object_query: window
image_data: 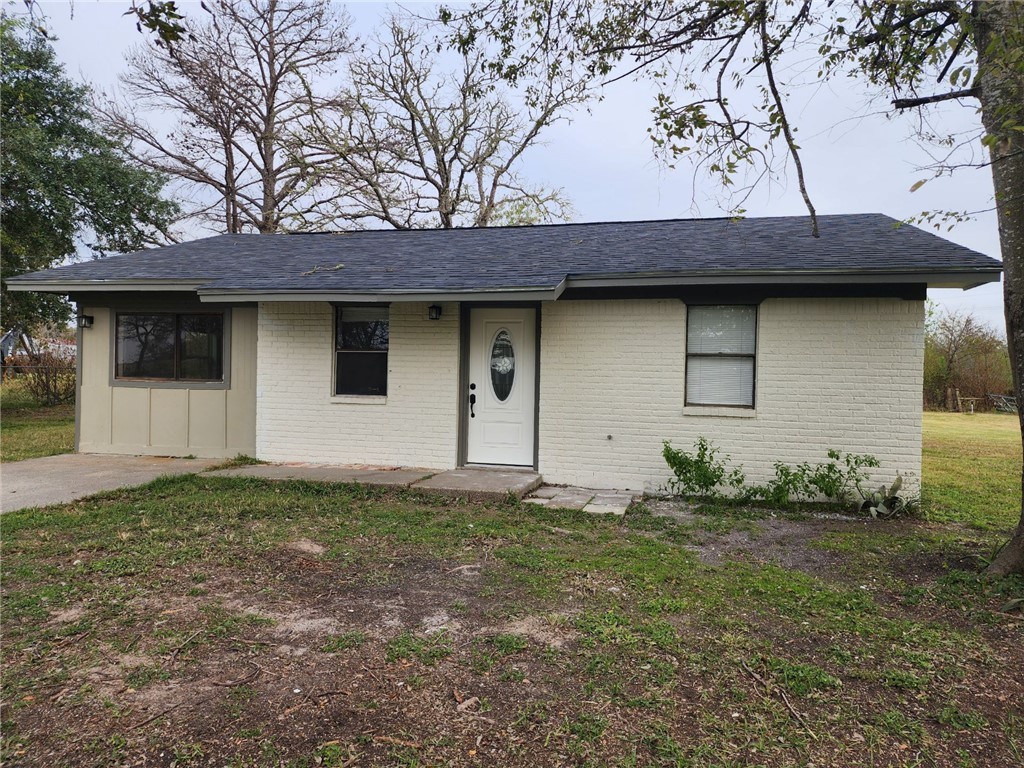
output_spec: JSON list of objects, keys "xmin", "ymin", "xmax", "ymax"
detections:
[
  {"xmin": 490, "ymin": 329, "xmax": 515, "ymax": 401},
  {"xmin": 685, "ymin": 305, "xmax": 756, "ymax": 407},
  {"xmin": 116, "ymin": 313, "xmax": 224, "ymax": 381},
  {"xmin": 335, "ymin": 306, "xmax": 389, "ymax": 396}
]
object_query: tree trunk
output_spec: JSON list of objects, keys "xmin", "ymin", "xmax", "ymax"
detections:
[{"xmin": 976, "ymin": 1, "xmax": 1024, "ymax": 577}]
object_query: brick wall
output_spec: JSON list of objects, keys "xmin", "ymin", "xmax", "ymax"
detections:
[
  {"xmin": 256, "ymin": 301, "xmax": 459, "ymax": 467},
  {"xmin": 256, "ymin": 297, "xmax": 924, "ymax": 492},
  {"xmin": 537, "ymin": 298, "xmax": 924, "ymax": 491}
]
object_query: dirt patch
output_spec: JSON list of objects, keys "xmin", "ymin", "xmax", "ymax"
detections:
[
  {"xmin": 4, "ymin": 495, "xmax": 1021, "ymax": 768},
  {"xmin": 647, "ymin": 498, "xmax": 990, "ymax": 584},
  {"xmin": 48, "ymin": 606, "xmax": 86, "ymax": 624},
  {"xmin": 476, "ymin": 614, "xmax": 578, "ymax": 648},
  {"xmin": 282, "ymin": 537, "xmax": 326, "ymax": 555}
]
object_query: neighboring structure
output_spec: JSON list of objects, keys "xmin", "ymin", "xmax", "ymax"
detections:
[{"xmin": 8, "ymin": 215, "xmax": 1002, "ymax": 490}]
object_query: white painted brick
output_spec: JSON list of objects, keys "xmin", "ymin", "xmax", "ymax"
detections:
[
  {"xmin": 537, "ymin": 298, "xmax": 924, "ymax": 492},
  {"xmin": 256, "ymin": 302, "xmax": 459, "ymax": 468},
  {"xmin": 255, "ymin": 297, "xmax": 924, "ymax": 493}
]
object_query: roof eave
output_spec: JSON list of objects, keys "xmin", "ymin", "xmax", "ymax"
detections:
[
  {"xmin": 196, "ymin": 280, "xmax": 569, "ymax": 304},
  {"xmin": 565, "ymin": 268, "xmax": 1002, "ymax": 291},
  {"xmin": 5, "ymin": 279, "xmax": 205, "ymax": 293},
  {"xmin": 7, "ymin": 266, "xmax": 1000, "ymax": 297}
]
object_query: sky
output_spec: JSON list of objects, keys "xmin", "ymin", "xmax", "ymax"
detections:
[{"xmin": 26, "ymin": 0, "xmax": 1007, "ymax": 334}]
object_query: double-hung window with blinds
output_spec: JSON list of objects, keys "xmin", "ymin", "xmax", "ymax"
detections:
[{"xmin": 685, "ymin": 305, "xmax": 757, "ymax": 407}]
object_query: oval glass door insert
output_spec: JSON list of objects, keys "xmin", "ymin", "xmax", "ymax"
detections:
[{"xmin": 490, "ymin": 329, "xmax": 515, "ymax": 401}]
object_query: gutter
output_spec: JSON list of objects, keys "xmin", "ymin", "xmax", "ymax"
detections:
[
  {"xmin": 5, "ymin": 266, "xmax": 999, "ymax": 297},
  {"xmin": 194, "ymin": 277, "xmax": 570, "ymax": 304},
  {"xmin": 6, "ymin": 279, "xmax": 205, "ymax": 292},
  {"xmin": 563, "ymin": 268, "xmax": 1002, "ymax": 291}
]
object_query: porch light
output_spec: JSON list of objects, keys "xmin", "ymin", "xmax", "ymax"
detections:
[
  {"xmin": 427, "ymin": 305, "xmax": 442, "ymax": 320},
  {"xmin": 77, "ymin": 314, "xmax": 94, "ymax": 329}
]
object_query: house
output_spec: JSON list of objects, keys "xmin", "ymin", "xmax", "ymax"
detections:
[{"xmin": 8, "ymin": 214, "xmax": 1002, "ymax": 491}]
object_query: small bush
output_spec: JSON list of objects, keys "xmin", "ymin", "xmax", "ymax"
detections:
[
  {"xmin": 662, "ymin": 437, "xmax": 744, "ymax": 498},
  {"xmin": 662, "ymin": 436, "xmax": 894, "ymax": 512},
  {"xmin": 744, "ymin": 461, "xmax": 814, "ymax": 506},
  {"xmin": 809, "ymin": 449, "xmax": 879, "ymax": 503},
  {"xmin": 21, "ymin": 351, "xmax": 76, "ymax": 406}
]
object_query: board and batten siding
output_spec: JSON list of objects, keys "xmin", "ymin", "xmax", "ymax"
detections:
[
  {"xmin": 255, "ymin": 301, "xmax": 460, "ymax": 467},
  {"xmin": 537, "ymin": 298, "xmax": 925, "ymax": 491},
  {"xmin": 77, "ymin": 305, "xmax": 257, "ymax": 458}
]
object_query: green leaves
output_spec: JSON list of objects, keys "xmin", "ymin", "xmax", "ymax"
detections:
[{"xmin": 0, "ymin": 20, "xmax": 176, "ymax": 330}]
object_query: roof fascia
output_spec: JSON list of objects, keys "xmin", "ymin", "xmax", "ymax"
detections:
[
  {"xmin": 566, "ymin": 269, "xmax": 1002, "ymax": 290},
  {"xmin": 6, "ymin": 279, "xmax": 205, "ymax": 293},
  {"xmin": 197, "ymin": 280, "xmax": 568, "ymax": 304}
]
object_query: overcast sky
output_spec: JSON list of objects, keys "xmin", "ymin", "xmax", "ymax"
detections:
[{"xmin": 30, "ymin": 0, "xmax": 1006, "ymax": 333}]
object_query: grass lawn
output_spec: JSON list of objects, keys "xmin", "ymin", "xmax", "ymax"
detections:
[
  {"xmin": 922, "ymin": 411, "xmax": 1021, "ymax": 531},
  {"xmin": 0, "ymin": 379, "xmax": 74, "ymax": 463},
  {"xmin": 1, "ymin": 417, "xmax": 1023, "ymax": 766}
]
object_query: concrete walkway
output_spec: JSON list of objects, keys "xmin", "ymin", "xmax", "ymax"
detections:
[
  {"xmin": 207, "ymin": 463, "xmax": 542, "ymax": 501},
  {"xmin": 524, "ymin": 486, "xmax": 638, "ymax": 516},
  {"xmin": 1, "ymin": 454, "xmax": 222, "ymax": 513},
  {"xmin": 1, "ymin": 454, "xmax": 634, "ymax": 515}
]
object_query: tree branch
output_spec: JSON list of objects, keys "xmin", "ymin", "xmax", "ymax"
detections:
[{"xmin": 892, "ymin": 87, "xmax": 981, "ymax": 109}]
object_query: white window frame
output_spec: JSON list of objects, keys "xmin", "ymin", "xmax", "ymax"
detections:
[{"xmin": 684, "ymin": 304, "xmax": 758, "ymax": 409}]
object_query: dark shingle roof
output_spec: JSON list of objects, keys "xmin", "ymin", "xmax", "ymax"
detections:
[{"xmin": 9, "ymin": 214, "xmax": 1002, "ymax": 295}]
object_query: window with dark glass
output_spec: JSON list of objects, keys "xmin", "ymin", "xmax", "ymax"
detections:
[
  {"xmin": 335, "ymin": 306, "xmax": 389, "ymax": 396},
  {"xmin": 115, "ymin": 313, "xmax": 224, "ymax": 382},
  {"xmin": 685, "ymin": 305, "xmax": 756, "ymax": 407}
]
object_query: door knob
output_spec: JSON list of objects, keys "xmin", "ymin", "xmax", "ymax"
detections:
[{"xmin": 469, "ymin": 392, "xmax": 476, "ymax": 418}]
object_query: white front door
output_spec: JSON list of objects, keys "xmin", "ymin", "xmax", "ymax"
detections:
[{"xmin": 466, "ymin": 307, "xmax": 537, "ymax": 466}]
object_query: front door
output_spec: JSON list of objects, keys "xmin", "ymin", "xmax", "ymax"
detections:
[{"xmin": 466, "ymin": 307, "xmax": 537, "ymax": 466}]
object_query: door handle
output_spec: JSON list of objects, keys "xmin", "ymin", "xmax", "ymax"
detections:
[{"xmin": 469, "ymin": 392, "xmax": 476, "ymax": 418}]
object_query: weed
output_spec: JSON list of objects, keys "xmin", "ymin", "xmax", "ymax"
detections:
[
  {"xmin": 567, "ymin": 712, "xmax": 608, "ymax": 742},
  {"xmin": 640, "ymin": 723, "xmax": 688, "ymax": 763},
  {"xmin": 386, "ymin": 632, "xmax": 452, "ymax": 666},
  {"xmin": 322, "ymin": 631, "xmax": 368, "ymax": 653},
  {"xmin": 314, "ymin": 742, "xmax": 355, "ymax": 767},
  {"xmin": 490, "ymin": 633, "xmax": 529, "ymax": 655},
  {"xmin": 512, "ymin": 701, "xmax": 549, "ymax": 726},
  {"xmin": 762, "ymin": 656, "xmax": 842, "ymax": 696},
  {"xmin": 879, "ymin": 669, "xmax": 926, "ymax": 690},
  {"xmin": 499, "ymin": 665, "xmax": 526, "ymax": 682},
  {"xmin": 124, "ymin": 665, "xmax": 169, "ymax": 689},
  {"xmin": 171, "ymin": 742, "xmax": 205, "ymax": 766},
  {"xmin": 871, "ymin": 709, "xmax": 926, "ymax": 746},
  {"xmin": 936, "ymin": 705, "xmax": 988, "ymax": 730}
]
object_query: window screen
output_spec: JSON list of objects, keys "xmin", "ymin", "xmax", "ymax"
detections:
[{"xmin": 685, "ymin": 305, "xmax": 756, "ymax": 407}]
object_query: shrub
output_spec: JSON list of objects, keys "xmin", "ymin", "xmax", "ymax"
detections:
[
  {"xmin": 662, "ymin": 437, "xmax": 744, "ymax": 498},
  {"xmin": 662, "ymin": 437, "xmax": 895, "ymax": 513},
  {"xmin": 806, "ymin": 449, "xmax": 879, "ymax": 503},
  {"xmin": 743, "ymin": 461, "xmax": 817, "ymax": 505},
  {"xmin": 22, "ymin": 351, "xmax": 76, "ymax": 406}
]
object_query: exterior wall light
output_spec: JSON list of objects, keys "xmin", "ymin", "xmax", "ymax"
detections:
[
  {"xmin": 427, "ymin": 305, "xmax": 442, "ymax": 321},
  {"xmin": 77, "ymin": 315, "xmax": 94, "ymax": 329}
]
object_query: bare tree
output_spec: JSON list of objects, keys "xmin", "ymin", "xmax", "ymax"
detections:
[
  {"xmin": 924, "ymin": 306, "xmax": 1012, "ymax": 410},
  {"xmin": 96, "ymin": 0, "xmax": 351, "ymax": 234},
  {"xmin": 305, "ymin": 16, "xmax": 582, "ymax": 230}
]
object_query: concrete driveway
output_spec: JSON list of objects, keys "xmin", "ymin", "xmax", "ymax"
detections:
[{"xmin": 1, "ymin": 454, "xmax": 221, "ymax": 513}]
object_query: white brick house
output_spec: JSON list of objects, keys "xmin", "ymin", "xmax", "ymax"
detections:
[{"xmin": 10, "ymin": 215, "xmax": 1001, "ymax": 491}]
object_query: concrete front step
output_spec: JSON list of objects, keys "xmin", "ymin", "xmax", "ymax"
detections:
[{"xmin": 410, "ymin": 468, "xmax": 542, "ymax": 501}]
